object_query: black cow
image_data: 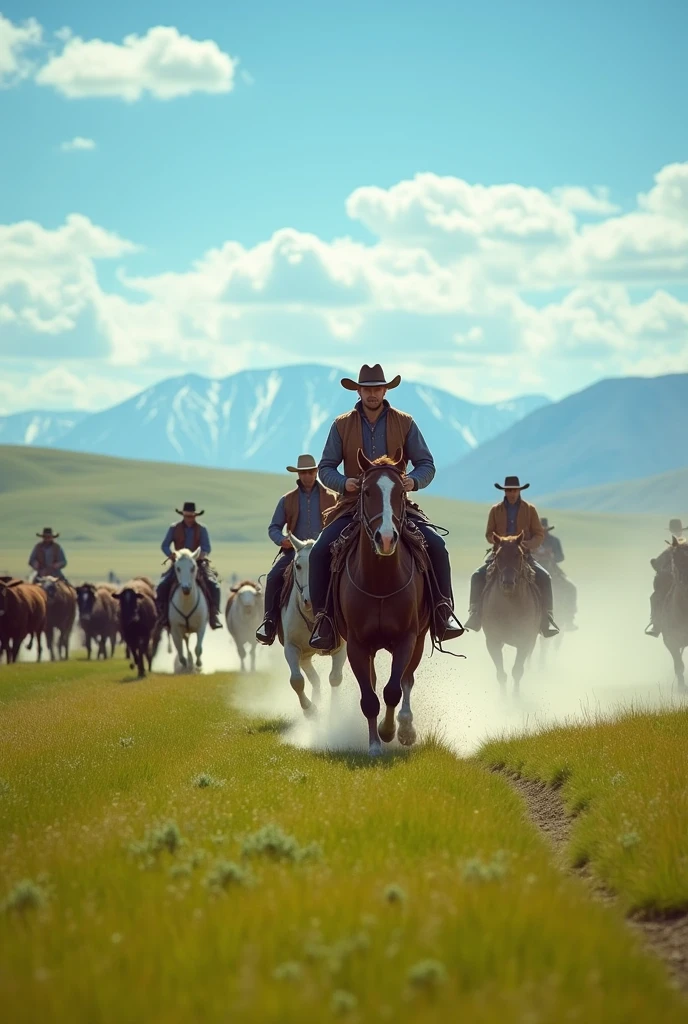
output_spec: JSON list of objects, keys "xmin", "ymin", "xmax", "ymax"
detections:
[{"xmin": 113, "ymin": 582, "xmax": 157, "ymax": 679}]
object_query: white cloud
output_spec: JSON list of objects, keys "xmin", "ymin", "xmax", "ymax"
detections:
[
  {"xmin": 35, "ymin": 25, "xmax": 237, "ymax": 101},
  {"xmin": 60, "ymin": 136, "xmax": 96, "ymax": 152},
  {"xmin": 0, "ymin": 13, "xmax": 42, "ymax": 87},
  {"xmin": 0, "ymin": 365, "xmax": 140, "ymax": 412},
  {"xmin": 639, "ymin": 162, "xmax": 688, "ymax": 220},
  {"xmin": 551, "ymin": 185, "xmax": 619, "ymax": 215}
]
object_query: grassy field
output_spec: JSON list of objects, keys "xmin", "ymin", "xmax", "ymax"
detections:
[
  {"xmin": 1, "ymin": 659, "xmax": 686, "ymax": 1023},
  {"xmin": 0, "ymin": 445, "xmax": 663, "ymax": 585},
  {"xmin": 477, "ymin": 707, "xmax": 688, "ymax": 915}
]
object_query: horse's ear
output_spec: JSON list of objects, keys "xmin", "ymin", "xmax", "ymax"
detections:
[
  {"xmin": 191, "ymin": 547, "xmax": 202, "ymax": 560},
  {"xmin": 392, "ymin": 447, "xmax": 403, "ymax": 467},
  {"xmin": 288, "ymin": 533, "xmax": 305, "ymax": 551},
  {"xmin": 357, "ymin": 448, "xmax": 373, "ymax": 472},
  {"xmin": 516, "ymin": 530, "xmax": 525, "ymax": 545},
  {"xmin": 672, "ymin": 535, "xmax": 680, "ymax": 546},
  {"xmin": 491, "ymin": 532, "xmax": 499, "ymax": 547}
]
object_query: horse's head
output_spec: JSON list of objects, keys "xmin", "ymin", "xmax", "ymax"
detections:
[
  {"xmin": 288, "ymin": 535, "xmax": 315, "ymax": 610},
  {"xmin": 357, "ymin": 448, "xmax": 406, "ymax": 556},
  {"xmin": 76, "ymin": 582, "xmax": 97, "ymax": 619},
  {"xmin": 492, "ymin": 532, "xmax": 527, "ymax": 591},
  {"xmin": 237, "ymin": 583, "xmax": 260, "ymax": 613},
  {"xmin": 174, "ymin": 548, "xmax": 200, "ymax": 596},
  {"xmin": 671, "ymin": 535, "xmax": 688, "ymax": 584}
]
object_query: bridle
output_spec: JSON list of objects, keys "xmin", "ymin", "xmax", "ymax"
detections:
[
  {"xmin": 292, "ymin": 553, "xmax": 315, "ymax": 629},
  {"xmin": 490, "ymin": 540, "xmax": 529, "ymax": 590},
  {"xmin": 357, "ymin": 465, "xmax": 408, "ymax": 550}
]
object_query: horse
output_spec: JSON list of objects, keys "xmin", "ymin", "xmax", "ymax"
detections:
[
  {"xmin": 335, "ymin": 451, "xmax": 429, "ymax": 755},
  {"xmin": 660, "ymin": 537, "xmax": 688, "ymax": 690},
  {"xmin": 225, "ymin": 581, "xmax": 263, "ymax": 672},
  {"xmin": 482, "ymin": 533, "xmax": 540, "ymax": 695},
  {"xmin": 280, "ymin": 535, "xmax": 347, "ymax": 717},
  {"xmin": 168, "ymin": 548, "xmax": 208, "ymax": 673},
  {"xmin": 35, "ymin": 576, "xmax": 77, "ymax": 661}
]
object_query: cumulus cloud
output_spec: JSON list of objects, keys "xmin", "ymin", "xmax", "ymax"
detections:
[
  {"xmin": 35, "ymin": 25, "xmax": 237, "ymax": 101},
  {"xmin": 60, "ymin": 136, "xmax": 96, "ymax": 152},
  {"xmin": 639, "ymin": 162, "xmax": 688, "ymax": 220},
  {"xmin": 0, "ymin": 12, "xmax": 42, "ymax": 86}
]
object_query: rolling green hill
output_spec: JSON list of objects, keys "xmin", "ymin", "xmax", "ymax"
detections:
[{"xmin": 0, "ymin": 446, "xmax": 661, "ymax": 583}]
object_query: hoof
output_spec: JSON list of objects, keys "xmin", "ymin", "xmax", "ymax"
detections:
[
  {"xmin": 397, "ymin": 723, "xmax": 417, "ymax": 747},
  {"xmin": 378, "ymin": 722, "xmax": 396, "ymax": 744},
  {"xmin": 303, "ymin": 701, "xmax": 318, "ymax": 720},
  {"xmin": 369, "ymin": 742, "xmax": 383, "ymax": 758}
]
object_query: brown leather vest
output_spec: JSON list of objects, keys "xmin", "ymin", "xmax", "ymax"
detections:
[
  {"xmin": 172, "ymin": 521, "xmax": 202, "ymax": 552},
  {"xmin": 283, "ymin": 483, "xmax": 337, "ymax": 537},
  {"xmin": 34, "ymin": 542, "xmax": 63, "ymax": 570},
  {"xmin": 336, "ymin": 406, "xmax": 412, "ymax": 478}
]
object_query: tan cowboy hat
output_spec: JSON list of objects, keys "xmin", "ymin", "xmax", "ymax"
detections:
[
  {"xmin": 175, "ymin": 501, "xmax": 204, "ymax": 516},
  {"xmin": 286, "ymin": 454, "xmax": 318, "ymax": 473},
  {"xmin": 37, "ymin": 527, "xmax": 59, "ymax": 538},
  {"xmin": 541, "ymin": 517, "xmax": 554, "ymax": 532},
  {"xmin": 669, "ymin": 519, "xmax": 686, "ymax": 534},
  {"xmin": 341, "ymin": 363, "xmax": 401, "ymax": 391},
  {"xmin": 495, "ymin": 475, "xmax": 530, "ymax": 491}
]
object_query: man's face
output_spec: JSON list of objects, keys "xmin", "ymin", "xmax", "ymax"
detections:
[
  {"xmin": 358, "ymin": 385, "xmax": 387, "ymax": 411},
  {"xmin": 505, "ymin": 488, "xmax": 520, "ymax": 505},
  {"xmin": 42, "ymin": 535, "xmax": 54, "ymax": 545},
  {"xmin": 298, "ymin": 469, "xmax": 318, "ymax": 489},
  {"xmin": 183, "ymin": 513, "xmax": 196, "ymax": 527}
]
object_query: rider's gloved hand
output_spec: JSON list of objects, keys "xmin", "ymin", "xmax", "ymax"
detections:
[{"xmin": 345, "ymin": 477, "xmax": 361, "ymax": 493}]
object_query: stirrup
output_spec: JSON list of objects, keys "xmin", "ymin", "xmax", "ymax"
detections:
[
  {"xmin": 541, "ymin": 613, "xmax": 559, "ymax": 639},
  {"xmin": 435, "ymin": 603, "xmax": 465, "ymax": 641},
  {"xmin": 309, "ymin": 612, "xmax": 336, "ymax": 652},
  {"xmin": 256, "ymin": 617, "xmax": 277, "ymax": 646},
  {"xmin": 644, "ymin": 622, "xmax": 661, "ymax": 638}
]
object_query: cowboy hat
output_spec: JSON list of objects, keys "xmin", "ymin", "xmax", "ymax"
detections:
[
  {"xmin": 341, "ymin": 363, "xmax": 401, "ymax": 391},
  {"xmin": 286, "ymin": 454, "xmax": 318, "ymax": 473},
  {"xmin": 540, "ymin": 517, "xmax": 554, "ymax": 532},
  {"xmin": 669, "ymin": 519, "xmax": 686, "ymax": 534},
  {"xmin": 495, "ymin": 476, "xmax": 530, "ymax": 491},
  {"xmin": 175, "ymin": 502, "xmax": 204, "ymax": 517},
  {"xmin": 36, "ymin": 527, "xmax": 59, "ymax": 538}
]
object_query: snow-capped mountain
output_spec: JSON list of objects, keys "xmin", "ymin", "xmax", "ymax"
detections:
[
  {"xmin": 0, "ymin": 365, "xmax": 549, "ymax": 475},
  {"xmin": 0, "ymin": 410, "xmax": 89, "ymax": 447}
]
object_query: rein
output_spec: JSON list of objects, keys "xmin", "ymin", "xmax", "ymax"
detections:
[
  {"xmin": 291, "ymin": 569, "xmax": 314, "ymax": 629},
  {"xmin": 350, "ymin": 466, "xmax": 414, "ymax": 600}
]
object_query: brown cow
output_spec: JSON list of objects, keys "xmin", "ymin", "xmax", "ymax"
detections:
[
  {"xmin": 37, "ymin": 577, "xmax": 77, "ymax": 661},
  {"xmin": 113, "ymin": 579, "xmax": 157, "ymax": 679},
  {"xmin": 76, "ymin": 583, "xmax": 119, "ymax": 659},
  {"xmin": 0, "ymin": 579, "xmax": 47, "ymax": 663}
]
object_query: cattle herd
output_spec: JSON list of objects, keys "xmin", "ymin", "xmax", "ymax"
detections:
[{"xmin": 0, "ymin": 574, "xmax": 159, "ymax": 676}]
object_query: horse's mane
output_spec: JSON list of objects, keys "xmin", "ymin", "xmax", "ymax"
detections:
[
  {"xmin": 494, "ymin": 534, "xmax": 523, "ymax": 545},
  {"xmin": 370, "ymin": 456, "xmax": 402, "ymax": 468}
]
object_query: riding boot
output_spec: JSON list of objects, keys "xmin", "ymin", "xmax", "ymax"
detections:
[
  {"xmin": 464, "ymin": 571, "xmax": 487, "ymax": 631},
  {"xmin": 155, "ymin": 573, "xmax": 173, "ymax": 629},
  {"xmin": 644, "ymin": 590, "xmax": 662, "ymax": 637},
  {"xmin": 309, "ymin": 612, "xmax": 337, "ymax": 652},
  {"xmin": 256, "ymin": 557, "xmax": 289, "ymax": 646},
  {"xmin": 308, "ymin": 530, "xmax": 338, "ymax": 651},
  {"xmin": 536, "ymin": 571, "xmax": 559, "ymax": 638},
  {"xmin": 209, "ymin": 582, "xmax": 223, "ymax": 630}
]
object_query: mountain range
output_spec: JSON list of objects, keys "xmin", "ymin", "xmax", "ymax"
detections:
[{"xmin": 0, "ymin": 364, "xmax": 548, "ymax": 474}]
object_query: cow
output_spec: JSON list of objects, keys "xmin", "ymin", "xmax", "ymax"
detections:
[
  {"xmin": 0, "ymin": 579, "xmax": 47, "ymax": 663},
  {"xmin": 113, "ymin": 580, "xmax": 157, "ymax": 679},
  {"xmin": 76, "ymin": 583, "xmax": 119, "ymax": 660},
  {"xmin": 36, "ymin": 577, "xmax": 77, "ymax": 661}
]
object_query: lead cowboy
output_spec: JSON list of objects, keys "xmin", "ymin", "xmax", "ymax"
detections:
[
  {"xmin": 307, "ymin": 363, "xmax": 464, "ymax": 651},
  {"xmin": 156, "ymin": 502, "xmax": 223, "ymax": 630},
  {"xmin": 29, "ymin": 527, "xmax": 68, "ymax": 581},
  {"xmin": 464, "ymin": 476, "xmax": 559, "ymax": 637},
  {"xmin": 255, "ymin": 454, "xmax": 337, "ymax": 645}
]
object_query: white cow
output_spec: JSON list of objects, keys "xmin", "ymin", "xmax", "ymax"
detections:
[
  {"xmin": 225, "ymin": 581, "xmax": 264, "ymax": 672},
  {"xmin": 280, "ymin": 534, "xmax": 347, "ymax": 716}
]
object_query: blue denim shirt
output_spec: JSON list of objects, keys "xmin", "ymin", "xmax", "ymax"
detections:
[
  {"xmin": 318, "ymin": 401, "xmax": 436, "ymax": 494},
  {"xmin": 268, "ymin": 486, "xmax": 322, "ymax": 546},
  {"xmin": 505, "ymin": 499, "xmax": 520, "ymax": 536},
  {"xmin": 161, "ymin": 524, "xmax": 211, "ymax": 557}
]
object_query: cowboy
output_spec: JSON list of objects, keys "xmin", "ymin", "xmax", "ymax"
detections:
[
  {"xmin": 540, "ymin": 518, "xmax": 565, "ymax": 565},
  {"xmin": 29, "ymin": 528, "xmax": 68, "ymax": 580},
  {"xmin": 645, "ymin": 518, "xmax": 686, "ymax": 638},
  {"xmin": 464, "ymin": 476, "xmax": 559, "ymax": 638},
  {"xmin": 307, "ymin": 363, "xmax": 464, "ymax": 651},
  {"xmin": 156, "ymin": 502, "xmax": 222, "ymax": 630},
  {"xmin": 256, "ymin": 455, "xmax": 337, "ymax": 645}
]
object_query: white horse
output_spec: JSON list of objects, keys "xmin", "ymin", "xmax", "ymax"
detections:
[
  {"xmin": 169, "ymin": 548, "xmax": 208, "ymax": 673},
  {"xmin": 280, "ymin": 534, "xmax": 347, "ymax": 716},
  {"xmin": 225, "ymin": 581, "xmax": 264, "ymax": 672}
]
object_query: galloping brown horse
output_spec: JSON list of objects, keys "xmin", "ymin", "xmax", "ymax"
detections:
[
  {"xmin": 482, "ymin": 533, "xmax": 540, "ymax": 695},
  {"xmin": 660, "ymin": 537, "xmax": 688, "ymax": 690},
  {"xmin": 335, "ymin": 451, "xmax": 430, "ymax": 755}
]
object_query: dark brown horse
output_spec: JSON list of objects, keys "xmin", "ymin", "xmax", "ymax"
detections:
[
  {"xmin": 660, "ymin": 537, "xmax": 688, "ymax": 690},
  {"xmin": 482, "ymin": 533, "xmax": 540, "ymax": 695},
  {"xmin": 335, "ymin": 451, "xmax": 430, "ymax": 755}
]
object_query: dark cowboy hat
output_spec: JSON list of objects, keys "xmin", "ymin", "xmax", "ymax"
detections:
[
  {"xmin": 540, "ymin": 517, "xmax": 554, "ymax": 532},
  {"xmin": 286, "ymin": 454, "xmax": 318, "ymax": 473},
  {"xmin": 341, "ymin": 363, "xmax": 401, "ymax": 391},
  {"xmin": 36, "ymin": 527, "xmax": 59, "ymax": 538},
  {"xmin": 495, "ymin": 476, "xmax": 530, "ymax": 491},
  {"xmin": 175, "ymin": 502, "xmax": 204, "ymax": 517},
  {"xmin": 669, "ymin": 519, "xmax": 686, "ymax": 534}
]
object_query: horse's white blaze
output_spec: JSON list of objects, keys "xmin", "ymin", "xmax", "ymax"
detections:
[{"xmin": 377, "ymin": 474, "xmax": 396, "ymax": 551}]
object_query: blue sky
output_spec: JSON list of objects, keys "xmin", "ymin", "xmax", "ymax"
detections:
[{"xmin": 1, "ymin": 0, "xmax": 687, "ymax": 413}]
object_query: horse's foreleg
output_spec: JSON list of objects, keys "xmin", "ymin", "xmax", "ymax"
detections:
[
  {"xmin": 285, "ymin": 642, "xmax": 314, "ymax": 716},
  {"xmin": 302, "ymin": 656, "xmax": 321, "ymax": 703},
  {"xmin": 380, "ymin": 635, "xmax": 416, "ymax": 743},
  {"xmin": 171, "ymin": 626, "xmax": 187, "ymax": 670},
  {"xmin": 237, "ymin": 640, "xmax": 246, "ymax": 673},
  {"xmin": 347, "ymin": 640, "xmax": 381, "ymax": 754},
  {"xmin": 397, "ymin": 633, "xmax": 425, "ymax": 748},
  {"xmin": 485, "ymin": 634, "xmax": 507, "ymax": 691},
  {"xmin": 664, "ymin": 636, "xmax": 686, "ymax": 690},
  {"xmin": 329, "ymin": 644, "xmax": 346, "ymax": 688},
  {"xmin": 194, "ymin": 625, "xmax": 207, "ymax": 669}
]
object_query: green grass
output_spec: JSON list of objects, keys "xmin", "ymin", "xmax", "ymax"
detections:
[
  {"xmin": 0, "ymin": 660, "xmax": 685, "ymax": 1023},
  {"xmin": 0, "ymin": 446, "xmax": 661, "ymax": 585},
  {"xmin": 477, "ymin": 706, "xmax": 688, "ymax": 915}
]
